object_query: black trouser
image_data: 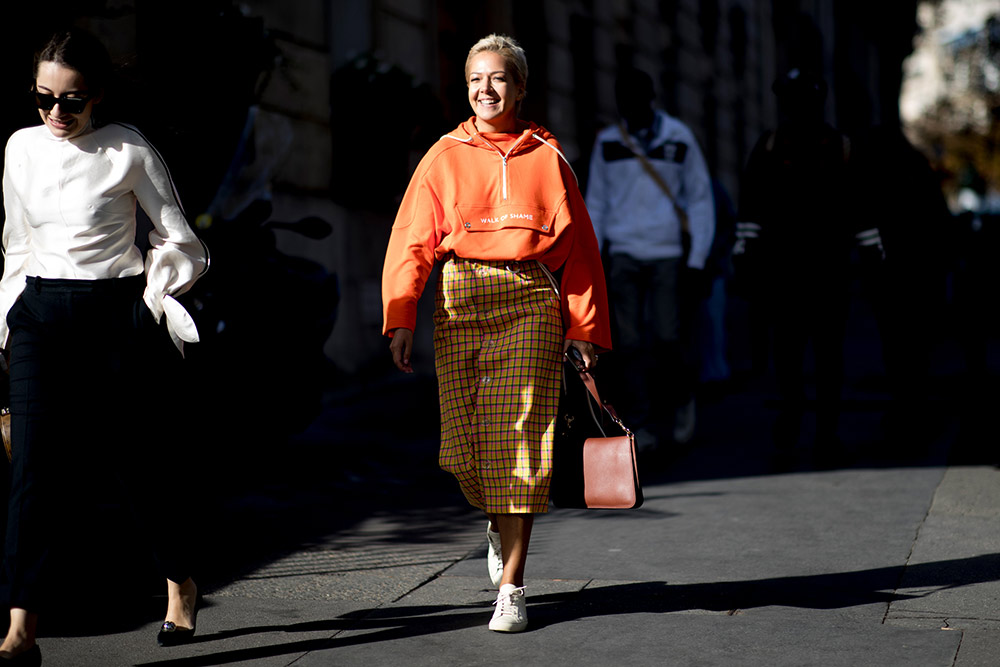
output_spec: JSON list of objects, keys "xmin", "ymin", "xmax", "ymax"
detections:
[
  {"xmin": 2, "ymin": 276, "xmax": 191, "ymax": 611},
  {"xmin": 605, "ymin": 254, "xmax": 700, "ymax": 433},
  {"xmin": 606, "ymin": 255, "xmax": 682, "ymax": 430},
  {"xmin": 769, "ymin": 292, "xmax": 849, "ymax": 450}
]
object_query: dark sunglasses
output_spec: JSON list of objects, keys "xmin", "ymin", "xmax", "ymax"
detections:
[{"xmin": 32, "ymin": 90, "xmax": 94, "ymax": 114}]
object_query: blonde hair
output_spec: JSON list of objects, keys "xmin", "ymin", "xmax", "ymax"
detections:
[{"xmin": 465, "ymin": 34, "xmax": 528, "ymax": 94}]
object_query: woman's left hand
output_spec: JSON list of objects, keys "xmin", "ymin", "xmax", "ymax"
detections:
[{"xmin": 564, "ymin": 339, "xmax": 597, "ymax": 371}]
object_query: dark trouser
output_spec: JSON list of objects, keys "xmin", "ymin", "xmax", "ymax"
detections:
[
  {"xmin": 606, "ymin": 254, "xmax": 689, "ymax": 431},
  {"xmin": 770, "ymin": 293, "xmax": 849, "ymax": 452},
  {"xmin": 3, "ymin": 276, "xmax": 192, "ymax": 612}
]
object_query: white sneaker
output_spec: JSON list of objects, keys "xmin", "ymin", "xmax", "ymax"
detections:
[
  {"xmin": 489, "ymin": 584, "xmax": 527, "ymax": 632},
  {"xmin": 486, "ymin": 523, "xmax": 504, "ymax": 588}
]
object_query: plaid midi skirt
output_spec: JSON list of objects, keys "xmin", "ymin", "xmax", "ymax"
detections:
[{"xmin": 434, "ymin": 256, "xmax": 563, "ymax": 514}]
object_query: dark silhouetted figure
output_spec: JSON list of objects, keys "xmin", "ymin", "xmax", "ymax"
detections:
[
  {"xmin": 586, "ymin": 68, "xmax": 715, "ymax": 450},
  {"xmin": 698, "ymin": 177, "xmax": 737, "ymax": 390},
  {"xmin": 734, "ymin": 68, "xmax": 883, "ymax": 469},
  {"xmin": 948, "ymin": 171, "xmax": 998, "ymax": 461},
  {"xmin": 854, "ymin": 126, "xmax": 951, "ymax": 455}
]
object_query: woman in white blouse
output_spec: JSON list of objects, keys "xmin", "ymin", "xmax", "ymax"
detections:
[{"xmin": 0, "ymin": 29, "xmax": 208, "ymax": 663}]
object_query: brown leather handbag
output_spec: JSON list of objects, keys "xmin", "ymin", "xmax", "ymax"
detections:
[{"xmin": 551, "ymin": 366, "xmax": 643, "ymax": 510}]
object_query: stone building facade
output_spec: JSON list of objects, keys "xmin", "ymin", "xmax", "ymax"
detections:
[
  {"xmin": 253, "ymin": 0, "xmax": 789, "ymax": 375},
  {"xmin": 0, "ymin": 0, "xmax": 922, "ymax": 377}
]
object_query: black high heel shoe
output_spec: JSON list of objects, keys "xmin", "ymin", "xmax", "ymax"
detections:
[
  {"xmin": 157, "ymin": 579, "xmax": 199, "ymax": 647},
  {"xmin": 157, "ymin": 620, "xmax": 195, "ymax": 647},
  {"xmin": 0, "ymin": 644, "xmax": 41, "ymax": 666}
]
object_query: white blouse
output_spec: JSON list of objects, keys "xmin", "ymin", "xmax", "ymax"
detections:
[{"xmin": 1, "ymin": 122, "xmax": 209, "ymax": 352}]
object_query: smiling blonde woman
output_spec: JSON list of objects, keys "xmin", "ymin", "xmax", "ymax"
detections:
[{"xmin": 382, "ymin": 34, "xmax": 610, "ymax": 633}]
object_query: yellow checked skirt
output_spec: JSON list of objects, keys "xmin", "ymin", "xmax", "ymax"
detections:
[{"xmin": 434, "ymin": 256, "xmax": 563, "ymax": 514}]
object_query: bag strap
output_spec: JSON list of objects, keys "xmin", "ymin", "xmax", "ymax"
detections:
[
  {"xmin": 617, "ymin": 122, "xmax": 690, "ymax": 234},
  {"xmin": 536, "ymin": 260, "xmax": 560, "ymax": 298},
  {"xmin": 577, "ymin": 370, "xmax": 633, "ymax": 438}
]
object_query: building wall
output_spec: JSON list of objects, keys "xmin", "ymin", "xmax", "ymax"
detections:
[
  {"xmin": 27, "ymin": 0, "xmax": 918, "ymax": 378},
  {"xmin": 232, "ymin": 0, "xmax": 915, "ymax": 376}
]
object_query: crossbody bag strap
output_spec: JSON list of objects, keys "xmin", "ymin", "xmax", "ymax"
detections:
[
  {"xmin": 536, "ymin": 260, "xmax": 560, "ymax": 299},
  {"xmin": 617, "ymin": 122, "xmax": 690, "ymax": 235},
  {"xmin": 578, "ymin": 370, "xmax": 633, "ymax": 438}
]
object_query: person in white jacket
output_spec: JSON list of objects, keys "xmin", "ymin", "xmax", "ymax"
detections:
[
  {"xmin": 586, "ymin": 67, "xmax": 715, "ymax": 448},
  {"xmin": 0, "ymin": 29, "xmax": 208, "ymax": 663}
]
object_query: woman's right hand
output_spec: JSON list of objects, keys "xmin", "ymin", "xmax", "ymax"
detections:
[{"xmin": 389, "ymin": 328, "xmax": 414, "ymax": 373}]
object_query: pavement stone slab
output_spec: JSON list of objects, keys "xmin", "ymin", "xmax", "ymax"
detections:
[
  {"xmin": 393, "ymin": 573, "xmax": 589, "ymax": 608},
  {"xmin": 42, "ymin": 598, "xmax": 363, "ymax": 667},
  {"xmin": 15, "ymin": 316, "xmax": 1000, "ymax": 667},
  {"xmin": 886, "ymin": 466, "xmax": 1000, "ymax": 632},
  {"xmin": 291, "ymin": 594, "xmax": 963, "ymax": 667},
  {"xmin": 951, "ymin": 631, "xmax": 1000, "ymax": 667},
  {"xmin": 213, "ymin": 506, "xmax": 486, "ymax": 603}
]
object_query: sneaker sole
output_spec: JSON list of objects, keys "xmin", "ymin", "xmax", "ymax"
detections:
[{"xmin": 488, "ymin": 620, "xmax": 528, "ymax": 632}]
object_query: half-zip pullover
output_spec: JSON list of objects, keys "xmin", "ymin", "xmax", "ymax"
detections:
[
  {"xmin": 382, "ymin": 117, "xmax": 610, "ymax": 350},
  {"xmin": 473, "ymin": 131, "xmax": 531, "ymax": 201}
]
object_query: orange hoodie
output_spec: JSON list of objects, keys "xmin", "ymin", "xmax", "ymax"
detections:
[{"xmin": 382, "ymin": 118, "xmax": 611, "ymax": 350}]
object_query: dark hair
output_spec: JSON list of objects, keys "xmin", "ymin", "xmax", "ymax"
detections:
[
  {"xmin": 34, "ymin": 28, "xmax": 112, "ymax": 94},
  {"xmin": 615, "ymin": 68, "xmax": 655, "ymax": 104}
]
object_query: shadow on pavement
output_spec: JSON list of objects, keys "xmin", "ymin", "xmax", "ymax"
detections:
[
  {"xmin": 130, "ymin": 553, "xmax": 1000, "ymax": 666},
  {"xmin": 28, "ymin": 272, "xmax": 1000, "ymax": 644}
]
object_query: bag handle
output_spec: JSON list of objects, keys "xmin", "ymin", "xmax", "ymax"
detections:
[{"xmin": 577, "ymin": 370, "xmax": 633, "ymax": 438}]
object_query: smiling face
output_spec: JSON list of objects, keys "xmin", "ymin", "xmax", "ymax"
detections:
[
  {"xmin": 467, "ymin": 50, "xmax": 522, "ymax": 133},
  {"xmin": 35, "ymin": 60, "xmax": 99, "ymax": 139}
]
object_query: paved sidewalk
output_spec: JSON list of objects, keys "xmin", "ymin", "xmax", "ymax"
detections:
[
  {"xmin": 27, "ymin": 365, "xmax": 1000, "ymax": 666},
  {"xmin": 15, "ymin": 274, "xmax": 1000, "ymax": 666}
]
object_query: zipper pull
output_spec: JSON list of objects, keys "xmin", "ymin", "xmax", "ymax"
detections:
[{"xmin": 501, "ymin": 154, "xmax": 509, "ymax": 202}]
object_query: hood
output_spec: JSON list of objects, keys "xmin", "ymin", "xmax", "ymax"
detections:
[
  {"xmin": 441, "ymin": 117, "xmax": 576, "ymax": 185},
  {"xmin": 445, "ymin": 117, "xmax": 556, "ymax": 153}
]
